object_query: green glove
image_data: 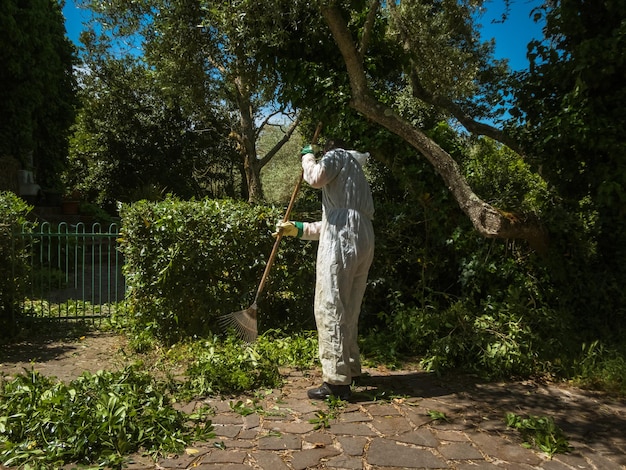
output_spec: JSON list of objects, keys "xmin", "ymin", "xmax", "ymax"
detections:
[
  {"xmin": 301, "ymin": 144, "xmax": 322, "ymax": 156},
  {"xmin": 272, "ymin": 221, "xmax": 304, "ymax": 238}
]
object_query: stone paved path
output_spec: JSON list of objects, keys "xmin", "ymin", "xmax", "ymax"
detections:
[
  {"xmin": 143, "ymin": 367, "xmax": 626, "ymax": 470},
  {"xmin": 1, "ymin": 333, "xmax": 625, "ymax": 469}
]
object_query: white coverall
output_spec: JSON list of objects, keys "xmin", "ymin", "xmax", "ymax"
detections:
[{"xmin": 300, "ymin": 148, "xmax": 375, "ymax": 386}]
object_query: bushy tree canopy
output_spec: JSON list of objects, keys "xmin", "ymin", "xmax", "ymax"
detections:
[{"xmin": 0, "ymin": 0, "xmax": 77, "ymax": 190}]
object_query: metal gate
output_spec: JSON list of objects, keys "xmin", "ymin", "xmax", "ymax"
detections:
[{"xmin": 18, "ymin": 221, "xmax": 126, "ymax": 325}]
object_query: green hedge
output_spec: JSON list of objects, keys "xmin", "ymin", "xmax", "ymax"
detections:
[
  {"xmin": 119, "ymin": 197, "xmax": 316, "ymax": 344},
  {"xmin": 0, "ymin": 192, "xmax": 32, "ymax": 337}
]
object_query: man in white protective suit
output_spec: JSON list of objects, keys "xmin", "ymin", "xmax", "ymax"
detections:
[{"xmin": 276, "ymin": 139, "xmax": 375, "ymax": 400}]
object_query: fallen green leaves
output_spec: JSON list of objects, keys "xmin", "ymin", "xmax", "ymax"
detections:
[
  {"xmin": 0, "ymin": 366, "xmax": 214, "ymax": 469},
  {"xmin": 505, "ymin": 412, "xmax": 572, "ymax": 457},
  {"xmin": 427, "ymin": 409, "xmax": 450, "ymax": 422}
]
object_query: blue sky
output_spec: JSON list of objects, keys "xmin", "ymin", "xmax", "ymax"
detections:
[
  {"xmin": 477, "ymin": 0, "xmax": 545, "ymax": 70},
  {"xmin": 62, "ymin": 0, "xmax": 544, "ymax": 71}
]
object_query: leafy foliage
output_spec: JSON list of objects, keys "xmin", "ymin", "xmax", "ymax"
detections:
[
  {"xmin": 461, "ymin": 136, "xmax": 549, "ymax": 215},
  {"xmin": 48, "ymin": 0, "xmax": 626, "ymax": 395},
  {"xmin": 119, "ymin": 197, "xmax": 316, "ymax": 344},
  {"xmin": 68, "ymin": 58, "xmax": 237, "ymax": 207},
  {"xmin": 0, "ymin": 192, "xmax": 32, "ymax": 337},
  {"xmin": 572, "ymin": 341, "xmax": 626, "ymax": 396},
  {"xmin": 78, "ymin": 0, "xmax": 298, "ymax": 203},
  {"xmin": 0, "ymin": 366, "xmax": 213, "ymax": 469},
  {"xmin": 182, "ymin": 335, "xmax": 283, "ymax": 397},
  {"xmin": 506, "ymin": 412, "xmax": 572, "ymax": 457},
  {"xmin": 512, "ymin": 0, "xmax": 626, "ymax": 338},
  {"xmin": 172, "ymin": 331, "xmax": 318, "ymax": 398}
]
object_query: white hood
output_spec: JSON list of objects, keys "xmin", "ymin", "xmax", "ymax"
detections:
[{"xmin": 347, "ymin": 150, "xmax": 369, "ymax": 167}]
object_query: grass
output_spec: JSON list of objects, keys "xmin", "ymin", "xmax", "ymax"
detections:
[{"xmin": 569, "ymin": 340, "xmax": 626, "ymax": 397}]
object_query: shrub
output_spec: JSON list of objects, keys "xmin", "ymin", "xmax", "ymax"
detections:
[
  {"xmin": 0, "ymin": 192, "xmax": 32, "ymax": 337},
  {"xmin": 119, "ymin": 197, "xmax": 316, "ymax": 344}
]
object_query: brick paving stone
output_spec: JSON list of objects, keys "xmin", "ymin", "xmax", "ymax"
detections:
[
  {"xmin": 367, "ymin": 438, "xmax": 448, "ymax": 468},
  {"xmin": 262, "ymin": 412, "xmax": 292, "ymax": 421},
  {"xmin": 499, "ymin": 463, "xmax": 540, "ymax": 470},
  {"xmin": 173, "ymin": 400, "xmax": 198, "ymax": 415},
  {"xmin": 336, "ymin": 436, "xmax": 368, "ymax": 456},
  {"xmin": 204, "ymin": 398, "xmax": 232, "ymax": 413},
  {"xmin": 469, "ymin": 432, "xmax": 542, "ymax": 466},
  {"xmin": 158, "ymin": 454, "xmax": 199, "ymax": 469},
  {"xmin": 437, "ymin": 442, "xmax": 484, "ymax": 460},
  {"xmin": 395, "ymin": 429, "xmax": 440, "ymax": 448},
  {"xmin": 201, "ymin": 450, "xmax": 247, "ymax": 464},
  {"xmin": 237, "ymin": 428, "xmax": 257, "ymax": 440},
  {"xmin": 263, "ymin": 421, "xmax": 314, "ymax": 434},
  {"xmin": 338, "ymin": 410, "xmax": 373, "ymax": 423},
  {"xmin": 586, "ymin": 439, "xmax": 625, "ymax": 457},
  {"xmin": 243, "ymin": 414, "xmax": 260, "ymax": 429},
  {"xmin": 457, "ymin": 415, "xmax": 485, "ymax": 430},
  {"xmin": 478, "ymin": 418, "xmax": 508, "ymax": 433},
  {"xmin": 538, "ymin": 458, "xmax": 580, "ymax": 470},
  {"xmin": 328, "ymin": 422, "xmax": 378, "ymax": 436},
  {"xmin": 6, "ymin": 336, "xmax": 626, "ymax": 470},
  {"xmin": 257, "ymin": 435, "xmax": 302, "ymax": 451},
  {"xmin": 366, "ymin": 403, "xmax": 402, "ymax": 416},
  {"xmin": 402, "ymin": 406, "xmax": 437, "ymax": 428},
  {"xmin": 211, "ymin": 413, "xmax": 244, "ymax": 425},
  {"xmin": 433, "ymin": 429, "xmax": 470, "ymax": 442},
  {"xmin": 455, "ymin": 463, "xmax": 501, "ymax": 470},
  {"xmin": 602, "ymin": 453, "xmax": 626, "ymax": 468},
  {"xmin": 418, "ymin": 398, "xmax": 449, "ymax": 413},
  {"xmin": 251, "ymin": 451, "xmax": 291, "ymax": 470},
  {"xmin": 213, "ymin": 424, "xmax": 242, "ymax": 438},
  {"xmin": 297, "ymin": 412, "xmax": 319, "ymax": 424},
  {"xmin": 343, "ymin": 403, "xmax": 362, "ymax": 412},
  {"xmin": 325, "ymin": 455, "xmax": 364, "ymax": 469},
  {"xmin": 371, "ymin": 415, "xmax": 414, "ymax": 434},
  {"xmin": 431, "ymin": 420, "xmax": 472, "ymax": 432},
  {"xmin": 304, "ymin": 431, "xmax": 335, "ymax": 446},
  {"xmin": 552, "ymin": 451, "xmax": 593, "ymax": 469},
  {"xmin": 228, "ymin": 439, "xmax": 255, "ymax": 449},
  {"xmin": 195, "ymin": 464, "xmax": 250, "ymax": 470},
  {"xmin": 277, "ymin": 398, "xmax": 320, "ymax": 414},
  {"xmin": 289, "ymin": 446, "xmax": 342, "ymax": 470}
]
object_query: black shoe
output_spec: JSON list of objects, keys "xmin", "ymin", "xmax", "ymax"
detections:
[
  {"xmin": 352, "ymin": 372, "xmax": 371, "ymax": 386},
  {"xmin": 307, "ymin": 382, "xmax": 351, "ymax": 400}
]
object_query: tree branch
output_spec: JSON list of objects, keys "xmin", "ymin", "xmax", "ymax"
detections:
[
  {"xmin": 320, "ymin": 4, "xmax": 547, "ymax": 250},
  {"xmin": 258, "ymin": 114, "xmax": 301, "ymax": 167},
  {"xmin": 408, "ymin": 69, "xmax": 525, "ymax": 155},
  {"xmin": 359, "ymin": 0, "xmax": 380, "ymax": 61}
]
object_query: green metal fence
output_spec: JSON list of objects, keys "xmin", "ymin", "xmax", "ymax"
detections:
[{"xmin": 18, "ymin": 221, "xmax": 126, "ymax": 325}]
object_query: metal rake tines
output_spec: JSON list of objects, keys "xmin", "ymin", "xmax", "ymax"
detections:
[{"xmin": 218, "ymin": 307, "xmax": 258, "ymax": 342}]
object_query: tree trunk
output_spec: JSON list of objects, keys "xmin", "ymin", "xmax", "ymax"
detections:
[
  {"xmin": 321, "ymin": 5, "xmax": 548, "ymax": 251},
  {"xmin": 234, "ymin": 75, "xmax": 265, "ymax": 203}
]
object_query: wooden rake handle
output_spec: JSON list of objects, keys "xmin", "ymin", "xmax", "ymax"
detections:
[{"xmin": 252, "ymin": 121, "xmax": 323, "ymax": 304}]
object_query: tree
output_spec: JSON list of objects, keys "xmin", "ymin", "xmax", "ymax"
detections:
[
  {"xmin": 513, "ymin": 0, "xmax": 626, "ymax": 247},
  {"xmin": 249, "ymin": 0, "xmax": 547, "ymax": 248},
  {"xmin": 511, "ymin": 0, "xmax": 626, "ymax": 334},
  {"xmin": 77, "ymin": 0, "xmax": 300, "ymax": 202},
  {"xmin": 68, "ymin": 56, "xmax": 237, "ymax": 205},
  {"xmin": 0, "ymin": 0, "xmax": 77, "ymax": 190}
]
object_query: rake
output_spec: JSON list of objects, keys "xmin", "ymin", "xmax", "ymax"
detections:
[{"xmin": 219, "ymin": 122, "xmax": 323, "ymax": 342}]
